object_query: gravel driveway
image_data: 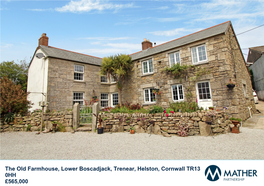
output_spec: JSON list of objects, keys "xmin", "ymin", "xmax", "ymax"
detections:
[{"xmin": 1, "ymin": 127, "xmax": 264, "ymax": 160}]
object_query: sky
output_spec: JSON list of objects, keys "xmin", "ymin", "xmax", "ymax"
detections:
[{"xmin": 1, "ymin": 0, "xmax": 264, "ymax": 63}]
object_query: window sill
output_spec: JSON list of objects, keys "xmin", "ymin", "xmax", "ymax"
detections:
[
  {"xmin": 143, "ymin": 102, "xmax": 156, "ymax": 106},
  {"xmin": 192, "ymin": 61, "xmax": 209, "ymax": 66},
  {"xmin": 141, "ymin": 73, "xmax": 154, "ymax": 77},
  {"xmin": 101, "ymin": 82, "xmax": 117, "ymax": 85},
  {"xmin": 73, "ymin": 80, "xmax": 85, "ymax": 83}
]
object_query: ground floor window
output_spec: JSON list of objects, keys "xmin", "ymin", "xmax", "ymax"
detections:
[
  {"xmin": 144, "ymin": 88, "xmax": 155, "ymax": 103},
  {"xmin": 112, "ymin": 93, "xmax": 119, "ymax": 107},
  {"xmin": 197, "ymin": 82, "xmax": 211, "ymax": 99},
  {"xmin": 101, "ymin": 93, "xmax": 109, "ymax": 107},
  {"xmin": 172, "ymin": 84, "xmax": 184, "ymax": 101},
  {"xmin": 73, "ymin": 92, "xmax": 84, "ymax": 106}
]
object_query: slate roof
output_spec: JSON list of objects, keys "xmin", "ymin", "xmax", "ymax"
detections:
[
  {"xmin": 247, "ymin": 46, "xmax": 264, "ymax": 63},
  {"xmin": 39, "ymin": 45, "xmax": 102, "ymax": 66},
  {"xmin": 130, "ymin": 21, "xmax": 231, "ymax": 61}
]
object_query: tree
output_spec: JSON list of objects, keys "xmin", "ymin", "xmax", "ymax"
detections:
[
  {"xmin": 100, "ymin": 54, "xmax": 133, "ymax": 106},
  {"xmin": 0, "ymin": 60, "xmax": 28, "ymax": 91},
  {"xmin": 0, "ymin": 76, "xmax": 31, "ymax": 116}
]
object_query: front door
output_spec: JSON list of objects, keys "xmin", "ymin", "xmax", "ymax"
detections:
[{"xmin": 196, "ymin": 81, "xmax": 213, "ymax": 110}]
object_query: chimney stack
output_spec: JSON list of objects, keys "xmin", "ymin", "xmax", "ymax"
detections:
[
  {"xmin": 142, "ymin": 38, "xmax": 153, "ymax": 50},
  {"xmin": 39, "ymin": 33, "xmax": 49, "ymax": 46}
]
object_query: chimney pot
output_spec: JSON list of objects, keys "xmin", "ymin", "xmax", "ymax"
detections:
[{"xmin": 39, "ymin": 33, "xmax": 49, "ymax": 47}]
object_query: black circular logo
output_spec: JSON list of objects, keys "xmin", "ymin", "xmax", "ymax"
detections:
[{"xmin": 205, "ymin": 165, "xmax": 221, "ymax": 181}]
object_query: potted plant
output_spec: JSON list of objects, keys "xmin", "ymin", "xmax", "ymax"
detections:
[
  {"xmin": 205, "ymin": 110, "xmax": 217, "ymax": 124},
  {"xmin": 229, "ymin": 117, "xmax": 241, "ymax": 133},
  {"xmin": 153, "ymin": 89, "xmax": 161, "ymax": 95},
  {"xmin": 93, "ymin": 114, "xmax": 103, "ymax": 134},
  {"xmin": 209, "ymin": 107, "xmax": 214, "ymax": 110},
  {"xmin": 130, "ymin": 126, "xmax": 135, "ymax": 134},
  {"xmin": 226, "ymin": 79, "xmax": 236, "ymax": 89}
]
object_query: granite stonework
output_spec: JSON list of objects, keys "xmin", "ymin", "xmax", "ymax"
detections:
[
  {"xmin": 46, "ymin": 58, "xmax": 118, "ymax": 111},
  {"xmin": 122, "ymin": 25, "xmax": 256, "ymax": 120}
]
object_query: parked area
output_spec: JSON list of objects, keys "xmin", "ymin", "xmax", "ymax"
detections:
[{"xmin": 1, "ymin": 102, "xmax": 263, "ymax": 160}]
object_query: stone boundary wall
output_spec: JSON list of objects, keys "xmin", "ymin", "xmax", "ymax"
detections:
[
  {"xmin": 1, "ymin": 111, "xmax": 73, "ymax": 132},
  {"xmin": 100, "ymin": 110, "xmax": 233, "ymax": 136}
]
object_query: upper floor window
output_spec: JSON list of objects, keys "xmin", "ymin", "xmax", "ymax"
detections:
[
  {"xmin": 144, "ymin": 88, "xmax": 155, "ymax": 103},
  {"xmin": 191, "ymin": 45, "xmax": 207, "ymax": 64},
  {"xmin": 101, "ymin": 74, "xmax": 116, "ymax": 83},
  {"xmin": 169, "ymin": 52, "xmax": 180, "ymax": 66},
  {"xmin": 142, "ymin": 59, "xmax": 153, "ymax": 74},
  {"xmin": 74, "ymin": 65, "xmax": 84, "ymax": 81},
  {"xmin": 172, "ymin": 84, "xmax": 184, "ymax": 101}
]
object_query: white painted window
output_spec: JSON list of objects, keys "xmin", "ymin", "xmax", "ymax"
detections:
[
  {"xmin": 74, "ymin": 65, "xmax": 84, "ymax": 81},
  {"xmin": 169, "ymin": 52, "xmax": 180, "ymax": 66},
  {"xmin": 197, "ymin": 82, "xmax": 211, "ymax": 99},
  {"xmin": 101, "ymin": 93, "xmax": 109, "ymax": 107},
  {"xmin": 142, "ymin": 59, "xmax": 153, "ymax": 74},
  {"xmin": 73, "ymin": 92, "xmax": 84, "ymax": 106},
  {"xmin": 172, "ymin": 84, "xmax": 184, "ymax": 101},
  {"xmin": 191, "ymin": 45, "xmax": 207, "ymax": 64},
  {"xmin": 144, "ymin": 88, "xmax": 156, "ymax": 103},
  {"xmin": 111, "ymin": 93, "xmax": 119, "ymax": 107}
]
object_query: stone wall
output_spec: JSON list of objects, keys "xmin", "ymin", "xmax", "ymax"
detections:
[
  {"xmin": 99, "ymin": 110, "xmax": 232, "ymax": 137},
  {"xmin": 1, "ymin": 111, "xmax": 73, "ymax": 132}
]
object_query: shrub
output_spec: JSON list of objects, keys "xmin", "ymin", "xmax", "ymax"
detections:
[
  {"xmin": 169, "ymin": 101, "xmax": 200, "ymax": 113},
  {"xmin": 149, "ymin": 105, "xmax": 164, "ymax": 114},
  {"xmin": 0, "ymin": 76, "xmax": 31, "ymax": 116}
]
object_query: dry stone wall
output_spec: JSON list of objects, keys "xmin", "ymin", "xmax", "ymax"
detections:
[
  {"xmin": 1, "ymin": 111, "xmax": 73, "ymax": 132},
  {"xmin": 100, "ymin": 110, "xmax": 232, "ymax": 137}
]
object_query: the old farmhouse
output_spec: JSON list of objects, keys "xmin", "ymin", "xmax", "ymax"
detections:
[{"xmin": 27, "ymin": 21, "xmax": 256, "ymax": 120}]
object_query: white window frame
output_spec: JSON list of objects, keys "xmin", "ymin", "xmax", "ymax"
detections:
[
  {"xmin": 191, "ymin": 44, "xmax": 208, "ymax": 64},
  {"xmin": 142, "ymin": 59, "xmax": 153, "ymax": 75},
  {"xmin": 144, "ymin": 88, "xmax": 156, "ymax": 103},
  {"xmin": 197, "ymin": 81, "xmax": 212, "ymax": 100},
  {"xmin": 101, "ymin": 93, "xmax": 109, "ymax": 108},
  {"xmin": 73, "ymin": 92, "xmax": 84, "ymax": 106},
  {"xmin": 101, "ymin": 74, "xmax": 116, "ymax": 83},
  {"xmin": 74, "ymin": 65, "xmax": 84, "ymax": 81},
  {"xmin": 111, "ymin": 93, "xmax": 119, "ymax": 107},
  {"xmin": 171, "ymin": 84, "xmax": 184, "ymax": 101},
  {"xmin": 169, "ymin": 51, "xmax": 181, "ymax": 66}
]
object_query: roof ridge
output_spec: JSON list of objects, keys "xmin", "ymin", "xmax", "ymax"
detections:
[
  {"xmin": 130, "ymin": 21, "xmax": 231, "ymax": 56},
  {"xmin": 42, "ymin": 45, "xmax": 102, "ymax": 59}
]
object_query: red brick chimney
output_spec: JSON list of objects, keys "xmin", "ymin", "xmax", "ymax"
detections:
[
  {"xmin": 142, "ymin": 38, "xmax": 153, "ymax": 50},
  {"xmin": 39, "ymin": 33, "xmax": 49, "ymax": 46}
]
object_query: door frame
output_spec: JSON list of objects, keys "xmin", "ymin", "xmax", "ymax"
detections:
[{"xmin": 196, "ymin": 81, "xmax": 213, "ymax": 110}]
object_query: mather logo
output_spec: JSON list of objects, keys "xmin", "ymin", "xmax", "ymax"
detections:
[{"xmin": 205, "ymin": 165, "xmax": 221, "ymax": 181}]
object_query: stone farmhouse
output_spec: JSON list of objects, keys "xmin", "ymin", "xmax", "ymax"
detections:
[{"xmin": 27, "ymin": 21, "xmax": 256, "ymax": 120}]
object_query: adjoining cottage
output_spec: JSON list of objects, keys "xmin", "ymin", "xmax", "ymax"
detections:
[
  {"xmin": 247, "ymin": 46, "xmax": 264, "ymax": 100},
  {"xmin": 27, "ymin": 21, "xmax": 256, "ymax": 120}
]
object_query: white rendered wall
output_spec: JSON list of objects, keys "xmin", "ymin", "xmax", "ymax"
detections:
[{"xmin": 27, "ymin": 49, "xmax": 49, "ymax": 112}]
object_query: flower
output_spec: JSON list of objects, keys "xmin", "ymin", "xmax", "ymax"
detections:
[
  {"xmin": 164, "ymin": 110, "xmax": 166, "ymax": 113},
  {"xmin": 166, "ymin": 114, "xmax": 169, "ymax": 117},
  {"xmin": 170, "ymin": 111, "xmax": 174, "ymax": 114}
]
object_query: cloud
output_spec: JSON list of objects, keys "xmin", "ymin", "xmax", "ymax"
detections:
[
  {"xmin": 0, "ymin": 43, "xmax": 13, "ymax": 49},
  {"xmin": 148, "ymin": 28, "xmax": 195, "ymax": 37},
  {"xmin": 55, "ymin": 0, "xmax": 134, "ymax": 13},
  {"xmin": 76, "ymin": 42, "xmax": 141, "ymax": 57},
  {"xmin": 79, "ymin": 37, "xmax": 132, "ymax": 41},
  {"xmin": 158, "ymin": 17, "xmax": 180, "ymax": 22}
]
